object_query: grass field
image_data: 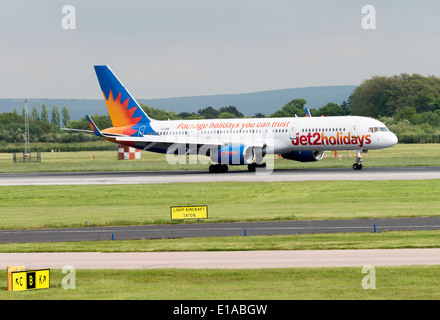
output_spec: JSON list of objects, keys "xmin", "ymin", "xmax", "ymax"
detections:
[
  {"xmin": 1, "ymin": 266, "xmax": 439, "ymax": 299},
  {"xmin": 1, "ymin": 143, "xmax": 440, "ymax": 173},
  {"xmin": 0, "ymin": 180, "xmax": 439, "ymax": 229},
  {"xmin": 0, "ymin": 230, "xmax": 438, "ymax": 253},
  {"xmin": 1, "ymin": 143, "xmax": 439, "ymax": 300}
]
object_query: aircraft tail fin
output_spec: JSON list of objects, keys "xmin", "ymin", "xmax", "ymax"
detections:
[{"xmin": 94, "ymin": 65, "xmax": 151, "ymax": 128}]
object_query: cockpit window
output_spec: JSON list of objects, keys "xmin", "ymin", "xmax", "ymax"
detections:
[{"xmin": 368, "ymin": 127, "xmax": 388, "ymax": 133}]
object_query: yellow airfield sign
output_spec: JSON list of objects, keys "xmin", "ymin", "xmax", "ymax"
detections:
[
  {"xmin": 11, "ymin": 269, "xmax": 50, "ymax": 291},
  {"xmin": 171, "ymin": 205, "xmax": 208, "ymax": 220}
]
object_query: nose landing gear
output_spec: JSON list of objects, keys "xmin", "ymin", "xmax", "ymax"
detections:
[
  {"xmin": 353, "ymin": 150, "xmax": 364, "ymax": 170},
  {"xmin": 353, "ymin": 162, "xmax": 363, "ymax": 170}
]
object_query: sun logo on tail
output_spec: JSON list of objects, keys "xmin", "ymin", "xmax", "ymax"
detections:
[{"xmin": 104, "ymin": 90, "xmax": 142, "ymax": 127}]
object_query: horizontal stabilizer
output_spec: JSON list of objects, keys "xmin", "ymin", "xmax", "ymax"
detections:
[
  {"xmin": 86, "ymin": 115, "xmax": 104, "ymax": 137},
  {"xmin": 61, "ymin": 128, "xmax": 93, "ymax": 134}
]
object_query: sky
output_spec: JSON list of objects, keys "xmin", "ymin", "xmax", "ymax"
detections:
[{"xmin": 1, "ymin": 0, "xmax": 440, "ymax": 100}]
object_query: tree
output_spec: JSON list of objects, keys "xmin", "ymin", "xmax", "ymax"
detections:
[
  {"xmin": 41, "ymin": 104, "xmax": 49, "ymax": 123},
  {"xmin": 340, "ymin": 100, "xmax": 351, "ymax": 115},
  {"xmin": 139, "ymin": 103, "xmax": 178, "ymax": 120},
  {"xmin": 178, "ymin": 112, "xmax": 196, "ymax": 119},
  {"xmin": 51, "ymin": 105, "xmax": 60, "ymax": 127},
  {"xmin": 270, "ymin": 109, "xmax": 290, "ymax": 118},
  {"xmin": 68, "ymin": 114, "xmax": 112, "ymax": 131},
  {"xmin": 281, "ymin": 99, "xmax": 306, "ymax": 117},
  {"xmin": 32, "ymin": 106, "xmax": 39, "ymax": 121},
  {"xmin": 349, "ymin": 73, "xmax": 440, "ymax": 117},
  {"xmin": 62, "ymin": 106, "xmax": 71, "ymax": 127},
  {"xmin": 395, "ymin": 106, "xmax": 417, "ymax": 123},
  {"xmin": 218, "ymin": 112, "xmax": 237, "ymax": 119},
  {"xmin": 184, "ymin": 114, "xmax": 205, "ymax": 120},
  {"xmin": 197, "ymin": 106, "xmax": 219, "ymax": 119},
  {"xmin": 219, "ymin": 106, "xmax": 244, "ymax": 118},
  {"xmin": 318, "ymin": 102, "xmax": 346, "ymax": 116}
]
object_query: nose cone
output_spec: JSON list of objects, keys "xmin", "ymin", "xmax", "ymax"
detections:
[{"xmin": 388, "ymin": 132, "xmax": 398, "ymax": 147}]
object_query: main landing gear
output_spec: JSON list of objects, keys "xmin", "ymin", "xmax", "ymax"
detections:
[
  {"xmin": 352, "ymin": 150, "xmax": 364, "ymax": 170},
  {"xmin": 209, "ymin": 164, "xmax": 228, "ymax": 173},
  {"xmin": 247, "ymin": 163, "xmax": 267, "ymax": 172},
  {"xmin": 208, "ymin": 163, "xmax": 267, "ymax": 173}
]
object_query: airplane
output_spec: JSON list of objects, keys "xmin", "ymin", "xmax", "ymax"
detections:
[{"xmin": 64, "ymin": 65, "xmax": 398, "ymax": 173}]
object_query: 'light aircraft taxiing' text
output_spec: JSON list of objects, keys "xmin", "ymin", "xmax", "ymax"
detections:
[{"xmin": 65, "ymin": 65, "xmax": 398, "ymax": 173}]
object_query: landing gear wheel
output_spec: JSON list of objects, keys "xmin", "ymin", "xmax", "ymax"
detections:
[
  {"xmin": 352, "ymin": 163, "xmax": 363, "ymax": 170},
  {"xmin": 247, "ymin": 163, "xmax": 266, "ymax": 172},
  {"xmin": 209, "ymin": 164, "xmax": 228, "ymax": 173}
]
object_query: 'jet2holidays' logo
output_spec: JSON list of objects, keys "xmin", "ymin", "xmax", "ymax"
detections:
[{"xmin": 291, "ymin": 132, "xmax": 372, "ymax": 148}]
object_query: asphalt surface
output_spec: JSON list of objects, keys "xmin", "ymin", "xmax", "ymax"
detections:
[
  {"xmin": 0, "ymin": 166, "xmax": 440, "ymax": 185},
  {"xmin": 1, "ymin": 217, "xmax": 439, "ymax": 243},
  {"xmin": 2, "ymin": 249, "xmax": 440, "ymax": 269},
  {"xmin": 1, "ymin": 167, "xmax": 439, "ymax": 269}
]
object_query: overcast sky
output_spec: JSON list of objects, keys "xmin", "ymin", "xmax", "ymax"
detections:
[{"xmin": 1, "ymin": 0, "xmax": 439, "ymax": 99}]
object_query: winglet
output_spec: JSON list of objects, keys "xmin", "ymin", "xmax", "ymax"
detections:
[
  {"xmin": 305, "ymin": 107, "xmax": 312, "ymax": 117},
  {"xmin": 86, "ymin": 115, "xmax": 104, "ymax": 137}
]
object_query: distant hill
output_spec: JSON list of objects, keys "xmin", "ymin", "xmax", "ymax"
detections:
[{"xmin": 0, "ymin": 85, "xmax": 356, "ymax": 120}]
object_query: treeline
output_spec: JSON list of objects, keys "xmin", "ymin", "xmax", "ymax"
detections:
[
  {"xmin": 349, "ymin": 73, "xmax": 440, "ymax": 142},
  {"xmin": 2, "ymin": 73, "xmax": 440, "ymax": 146},
  {"xmin": 0, "ymin": 105, "xmax": 84, "ymax": 145},
  {"xmin": 13, "ymin": 104, "xmax": 71, "ymax": 128}
]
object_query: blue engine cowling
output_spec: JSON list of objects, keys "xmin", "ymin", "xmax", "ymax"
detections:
[
  {"xmin": 281, "ymin": 150, "xmax": 324, "ymax": 162},
  {"xmin": 210, "ymin": 145, "xmax": 255, "ymax": 165}
]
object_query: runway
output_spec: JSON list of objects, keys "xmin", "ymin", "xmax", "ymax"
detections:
[
  {"xmin": 1, "ymin": 217, "xmax": 439, "ymax": 243},
  {"xmin": 1, "ymin": 167, "xmax": 439, "ymax": 270},
  {"xmin": 1, "ymin": 249, "xmax": 440, "ymax": 269},
  {"xmin": 0, "ymin": 166, "xmax": 440, "ymax": 186}
]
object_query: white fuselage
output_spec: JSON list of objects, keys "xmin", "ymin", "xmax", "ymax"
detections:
[{"xmin": 148, "ymin": 115, "xmax": 398, "ymax": 154}]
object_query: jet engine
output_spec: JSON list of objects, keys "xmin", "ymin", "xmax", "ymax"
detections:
[
  {"xmin": 210, "ymin": 145, "xmax": 255, "ymax": 165},
  {"xmin": 280, "ymin": 150, "xmax": 324, "ymax": 162}
]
